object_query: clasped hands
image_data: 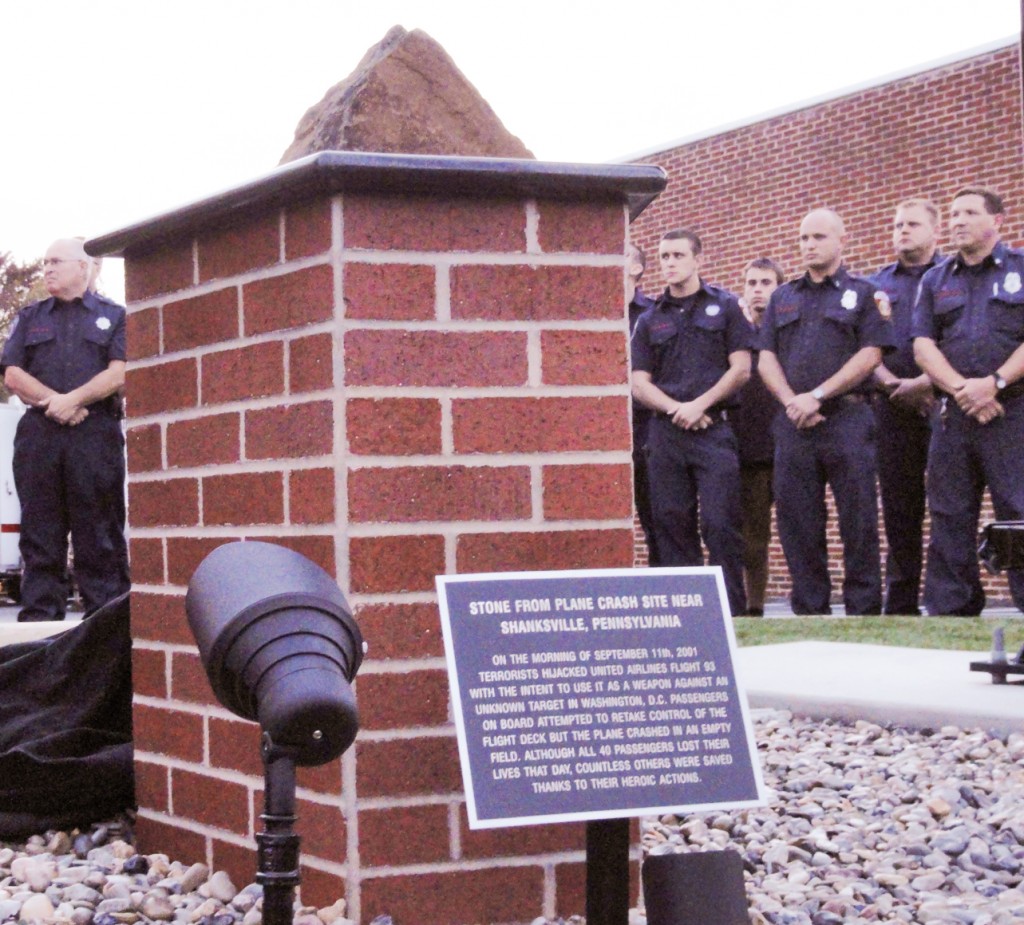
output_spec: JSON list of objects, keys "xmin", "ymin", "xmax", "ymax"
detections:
[
  {"xmin": 954, "ymin": 376, "xmax": 1004, "ymax": 425},
  {"xmin": 668, "ymin": 401, "xmax": 712, "ymax": 431},
  {"xmin": 785, "ymin": 393, "xmax": 825, "ymax": 430},
  {"xmin": 37, "ymin": 392, "xmax": 88, "ymax": 426}
]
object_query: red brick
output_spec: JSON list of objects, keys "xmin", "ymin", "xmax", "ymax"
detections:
[
  {"xmin": 356, "ymin": 736, "xmax": 462, "ymax": 798},
  {"xmin": 451, "ymin": 265, "xmax": 623, "ymax": 321},
  {"xmin": 172, "ymin": 769, "xmax": 250, "ymax": 835},
  {"xmin": 536, "ymin": 199, "xmax": 625, "ymax": 253},
  {"xmin": 203, "ymin": 471, "xmax": 284, "ymax": 526},
  {"xmin": 198, "ymin": 212, "xmax": 280, "ymax": 282},
  {"xmin": 211, "ymin": 841, "xmax": 256, "ymax": 896},
  {"xmin": 289, "ymin": 468, "xmax": 335, "ymax": 524},
  {"xmin": 125, "ymin": 242, "xmax": 194, "ymax": 302},
  {"xmin": 453, "ymin": 396, "xmax": 630, "ymax": 453},
  {"xmin": 457, "ymin": 528, "xmax": 635, "ymax": 572},
  {"xmin": 294, "ymin": 797, "xmax": 346, "ymax": 863},
  {"xmin": 344, "ymin": 194, "xmax": 526, "ymax": 252},
  {"xmin": 353, "ymin": 602, "xmax": 443, "ymax": 660},
  {"xmin": 166, "ymin": 413, "xmax": 241, "ymax": 468},
  {"xmin": 163, "ymin": 287, "xmax": 240, "ymax": 353},
  {"xmin": 134, "ymin": 816, "xmax": 205, "ymax": 866},
  {"xmin": 243, "ymin": 265, "xmax": 335, "ymax": 335},
  {"xmin": 459, "ymin": 809, "xmax": 585, "ymax": 858},
  {"xmin": 346, "ymin": 398, "xmax": 441, "ymax": 456},
  {"xmin": 349, "ymin": 534, "xmax": 444, "ymax": 594},
  {"xmin": 171, "ymin": 651, "xmax": 216, "ymax": 706},
  {"xmin": 167, "ymin": 536, "xmax": 240, "ymax": 586},
  {"xmin": 127, "ymin": 307, "xmax": 160, "ymax": 360},
  {"xmin": 134, "ymin": 759, "xmax": 170, "ymax": 813},
  {"xmin": 348, "ymin": 465, "xmax": 530, "ymax": 523},
  {"xmin": 126, "ymin": 358, "xmax": 198, "ymax": 417},
  {"xmin": 130, "ymin": 592, "xmax": 193, "ymax": 645},
  {"xmin": 245, "ymin": 401, "xmax": 333, "ymax": 460},
  {"xmin": 344, "ymin": 330, "xmax": 526, "ymax": 387},
  {"xmin": 201, "ymin": 342, "xmax": 285, "ymax": 405},
  {"xmin": 132, "ymin": 648, "xmax": 167, "ymax": 699},
  {"xmin": 541, "ymin": 330, "xmax": 628, "ymax": 386},
  {"xmin": 129, "ymin": 477, "xmax": 199, "ymax": 527},
  {"xmin": 129, "ymin": 538, "xmax": 164, "ymax": 585},
  {"xmin": 296, "ymin": 761, "xmax": 342, "ymax": 796},
  {"xmin": 343, "ymin": 263, "xmax": 435, "ymax": 320},
  {"xmin": 297, "ymin": 867, "xmax": 345, "ymax": 910},
  {"xmin": 360, "ymin": 867, "xmax": 544, "ymax": 925},
  {"xmin": 127, "ymin": 424, "xmax": 162, "ymax": 472},
  {"xmin": 358, "ymin": 805, "xmax": 450, "ymax": 867},
  {"xmin": 543, "ymin": 464, "xmax": 633, "ymax": 520},
  {"xmin": 209, "ymin": 717, "xmax": 263, "ymax": 777},
  {"xmin": 285, "ymin": 199, "xmax": 332, "ymax": 260},
  {"xmin": 263, "ymin": 535, "xmax": 336, "ymax": 575},
  {"xmin": 133, "ymin": 703, "xmax": 203, "ymax": 763},
  {"xmin": 289, "ymin": 333, "xmax": 333, "ymax": 394},
  {"xmin": 356, "ymin": 670, "xmax": 450, "ymax": 730}
]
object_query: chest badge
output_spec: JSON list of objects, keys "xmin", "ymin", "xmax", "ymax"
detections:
[
  {"xmin": 841, "ymin": 289, "xmax": 858, "ymax": 310},
  {"xmin": 96, "ymin": 317, "xmax": 111, "ymax": 331},
  {"xmin": 705, "ymin": 304, "xmax": 721, "ymax": 317},
  {"xmin": 1004, "ymin": 272, "xmax": 1022, "ymax": 295},
  {"xmin": 873, "ymin": 291, "xmax": 892, "ymax": 320}
]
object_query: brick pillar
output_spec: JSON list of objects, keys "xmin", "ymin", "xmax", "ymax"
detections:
[{"xmin": 89, "ymin": 153, "xmax": 665, "ymax": 925}]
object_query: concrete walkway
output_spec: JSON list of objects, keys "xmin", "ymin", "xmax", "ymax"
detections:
[{"xmin": 737, "ymin": 602, "xmax": 1024, "ymax": 736}]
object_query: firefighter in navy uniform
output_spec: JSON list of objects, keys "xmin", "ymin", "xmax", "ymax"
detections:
[
  {"xmin": 631, "ymin": 229, "xmax": 752, "ymax": 616},
  {"xmin": 758, "ymin": 209, "xmax": 893, "ymax": 615},
  {"xmin": 626, "ymin": 244, "xmax": 659, "ymax": 565},
  {"xmin": 1, "ymin": 238, "xmax": 129, "ymax": 622},
  {"xmin": 869, "ymin": 199, "xmax": 944, "ymax": 615},
  {"xmin": 913, "ymin": 188, "xmax": 1024, "ymax": 616}
]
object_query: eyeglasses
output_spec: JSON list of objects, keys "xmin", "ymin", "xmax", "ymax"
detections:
[{"xmin": 42, "ymin": 257, "xmax": 85, "ymax": 267}]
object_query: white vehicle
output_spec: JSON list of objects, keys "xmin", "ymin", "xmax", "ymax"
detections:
[{"xmin": 0, "ymin": 396, "xmax": 24, "ymax": 601}]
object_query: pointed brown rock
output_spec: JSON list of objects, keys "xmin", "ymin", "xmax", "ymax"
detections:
[{"xmin": 280, "ymin": 25, "xmax": 534, "ymax": 162}]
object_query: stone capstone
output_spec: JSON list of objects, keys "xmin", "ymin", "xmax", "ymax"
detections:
[{"xmin": 280, "ymin": 25, "xmax": 533, "ymax": 162}]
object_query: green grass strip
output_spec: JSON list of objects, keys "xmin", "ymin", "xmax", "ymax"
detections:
[{"xmin": 734, "ymin": 616, "xmax": 1023, "ymax": 652}]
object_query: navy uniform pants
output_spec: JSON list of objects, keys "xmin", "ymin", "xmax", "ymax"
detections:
[
  {"xmin": 873, "ymin": 398, "xmax": 931, "ymax": 615},
  {"xmin": 632, "ymin": 417, "xmax": 660, "ymax": 566},
  {"xmin": 13, "ymin": 410, "xmax": 130, "ymax": 621},
  {"xmin": 646, "ymin": 416, "xmax": 746, "ymax": 616},
  {"xmin": 924, "ymin": 398, "xmax": 1024, "ymax": 616},
  {"xmin": 774, "ymin": 402, "xmax": 882, "ymax": 615}
]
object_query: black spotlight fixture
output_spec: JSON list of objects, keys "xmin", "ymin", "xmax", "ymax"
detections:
[{"xmin": 186, "ymin": 541, "xmax": 365, "ymax": 925}]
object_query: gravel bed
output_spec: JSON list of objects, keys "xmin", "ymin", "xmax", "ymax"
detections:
[{"xmin": 4, "ymin": 708, "xmax": 1024, "ymax": 925}]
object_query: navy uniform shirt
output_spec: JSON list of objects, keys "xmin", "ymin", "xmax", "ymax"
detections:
[
  {"xmin": 631, "ymin": 281, "xmax": 753, "ymax": 411},
  {"xmin": 758, "ymin": 266, "xmax": 894, "ymax": 403},
  {"xmin": 1, "ymin": 291, "xmax": 127, "ymax": 413},
  {"xmin": 911, "ymin": 241, "xmax": 1024, "ymax": 396},
  {"xmin": 628, "ymin": 288, "xmax": 657, "ymax": 438},
  {"xmin": 870, "ymin": 253, "xmax": 944, "ymax": 380}
]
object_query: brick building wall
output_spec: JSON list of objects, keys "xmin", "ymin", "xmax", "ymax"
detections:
[
  {"xmin": 91, "ymin": 154, "xmax": 663, "ymax": 925},
  {"xmin": 629, "ymin": 41, "xmax": 1024, "ymax": 605}
]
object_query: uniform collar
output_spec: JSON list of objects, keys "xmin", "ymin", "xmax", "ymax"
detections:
[
  {"xmin": 795, "ymin": 265, "xmax": 850, "ymax": 290},
  {"xmin": 657, "ymin": 278, "xmax": 713, "ymax": 308},
  {"xmin": 894, "ymin": 252, "xmax": 943, "ymax": 276},
  {"xmin": 631, "ymin": 288, "xmax": 656, "ymax": 312},
  {"xmin": 40, "ymin": 290, "xmax": 103, "ymax": 314},
  {"xmin": 951, "ymin": 240, "xmax": 1008, "ymax": 274}
]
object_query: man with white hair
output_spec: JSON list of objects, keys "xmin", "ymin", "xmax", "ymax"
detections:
[
  {"xmin": 1, "ymin": 237, "xmax": 129, "ymax": 621},
  {"xmin": 757, "ymin": 209, "xmax": 893, "ymax": 615}
]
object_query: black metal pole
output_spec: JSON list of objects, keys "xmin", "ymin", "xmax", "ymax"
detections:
[
  {"xmin": 258, "ymin": 737, "xmax": 301, "ymax": 925},
  {"xmin": 586, "ymin": 818, "xmax": 631, "ymax": 925}
]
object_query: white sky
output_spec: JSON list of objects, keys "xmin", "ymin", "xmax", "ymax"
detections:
[{"xmin": 1, "ymin": 0, "xmax": 1020, "ymax": 302}]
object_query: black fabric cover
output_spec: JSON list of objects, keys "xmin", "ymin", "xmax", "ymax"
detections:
[{"xmin": 0, "ymin": 593, "xmax": 134, "ymax": 838}]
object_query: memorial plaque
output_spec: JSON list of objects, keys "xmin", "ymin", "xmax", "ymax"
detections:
[{"xmin": 436, "ymin": 567, "xmax": 767, "ymax": 828}]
